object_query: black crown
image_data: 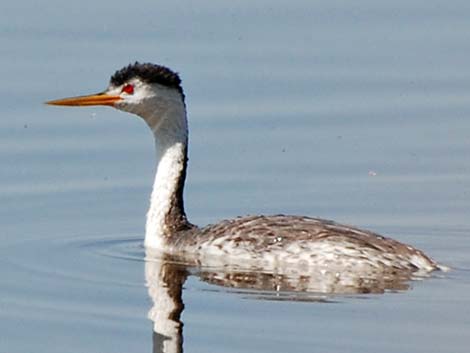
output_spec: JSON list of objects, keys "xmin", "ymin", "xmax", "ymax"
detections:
[{"xmin": 110, "ymin": 62, "xmax": 184, "ymax": 96}]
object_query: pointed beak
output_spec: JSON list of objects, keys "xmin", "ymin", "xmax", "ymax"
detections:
[{"xmin": 45, "ymin": 92, "xmax": 122, "ymax": 107}]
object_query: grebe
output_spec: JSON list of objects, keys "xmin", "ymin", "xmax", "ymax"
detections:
[{"xmin": 47, "ymin": 62, "xmax": 442, "ymax": 275}]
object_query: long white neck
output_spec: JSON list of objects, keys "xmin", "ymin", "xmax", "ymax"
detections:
[{"xmin": 138, "ymin": 92, "xmax": 192, "ymax": 249}]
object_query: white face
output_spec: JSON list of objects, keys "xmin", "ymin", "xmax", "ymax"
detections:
[
  {"xmin": 105, "ymin": 78, "xmax": 185, "ymax": 133},
  {"xmin": 107, "ymin": 78, "xmax": 153, "ymax": 113},
  {"xmin": 108, "ymin": 78, "xmax": 183, "ymax": 120}
]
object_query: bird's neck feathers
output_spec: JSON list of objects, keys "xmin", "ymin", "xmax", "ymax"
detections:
[{"xmin": 141, "ymin": 92, "xmax": 192, "ymax": 249}]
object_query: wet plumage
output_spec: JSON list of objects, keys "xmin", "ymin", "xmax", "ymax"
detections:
[{"xmin": 170, "ymin": 215, "xmax": 438, "ymax": 273}]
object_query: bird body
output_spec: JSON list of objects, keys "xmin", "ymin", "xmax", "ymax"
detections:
[
  {"xmin": 168, "ymin": 215, "xmax": 437, "ymax": 273},
  {"xmin": 47, "ymin": 62, "xmax": 442, "ymax": 276}
]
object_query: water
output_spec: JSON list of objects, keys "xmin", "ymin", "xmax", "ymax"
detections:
[{"xmin": 2, "ymin": 1, "xmax": 470, "ymax": 352}]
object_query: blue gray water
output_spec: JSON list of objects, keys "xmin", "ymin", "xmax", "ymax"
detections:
[{"xmin": 1, "ymin": 1, "xmax": 470, "ymax": 352}]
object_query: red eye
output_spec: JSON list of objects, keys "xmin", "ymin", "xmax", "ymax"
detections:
[{"xmin": 122, "ymin": 84, "xmax": 134, "ymax": 95}]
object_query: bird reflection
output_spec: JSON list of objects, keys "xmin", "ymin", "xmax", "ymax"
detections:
[
  {"xmin": 145, "ymin": 249, "xmax": 423, "ymax": 353},
  {"xmin": 146, "ymin": 253, "xmax": 187, "ymax": 353}
]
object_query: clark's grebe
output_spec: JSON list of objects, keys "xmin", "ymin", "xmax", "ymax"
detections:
[{"xmin": 47, "ymin": 62, "xmax": 442, "ymax": 275}]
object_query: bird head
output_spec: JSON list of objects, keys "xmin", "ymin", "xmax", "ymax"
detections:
[{"xmin": 46, "ymin": 62, "xmax": 185, "ymax": 128}]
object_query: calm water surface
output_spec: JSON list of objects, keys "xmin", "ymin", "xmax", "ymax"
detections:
[{"xmin": 1, "ymin": 1, "xmax": 470, "ymax": 352}]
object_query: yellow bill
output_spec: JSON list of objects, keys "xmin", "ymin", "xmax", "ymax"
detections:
[{"xmin": 45, "ymin": 92, "xmax": 121, "ymax": 106}]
